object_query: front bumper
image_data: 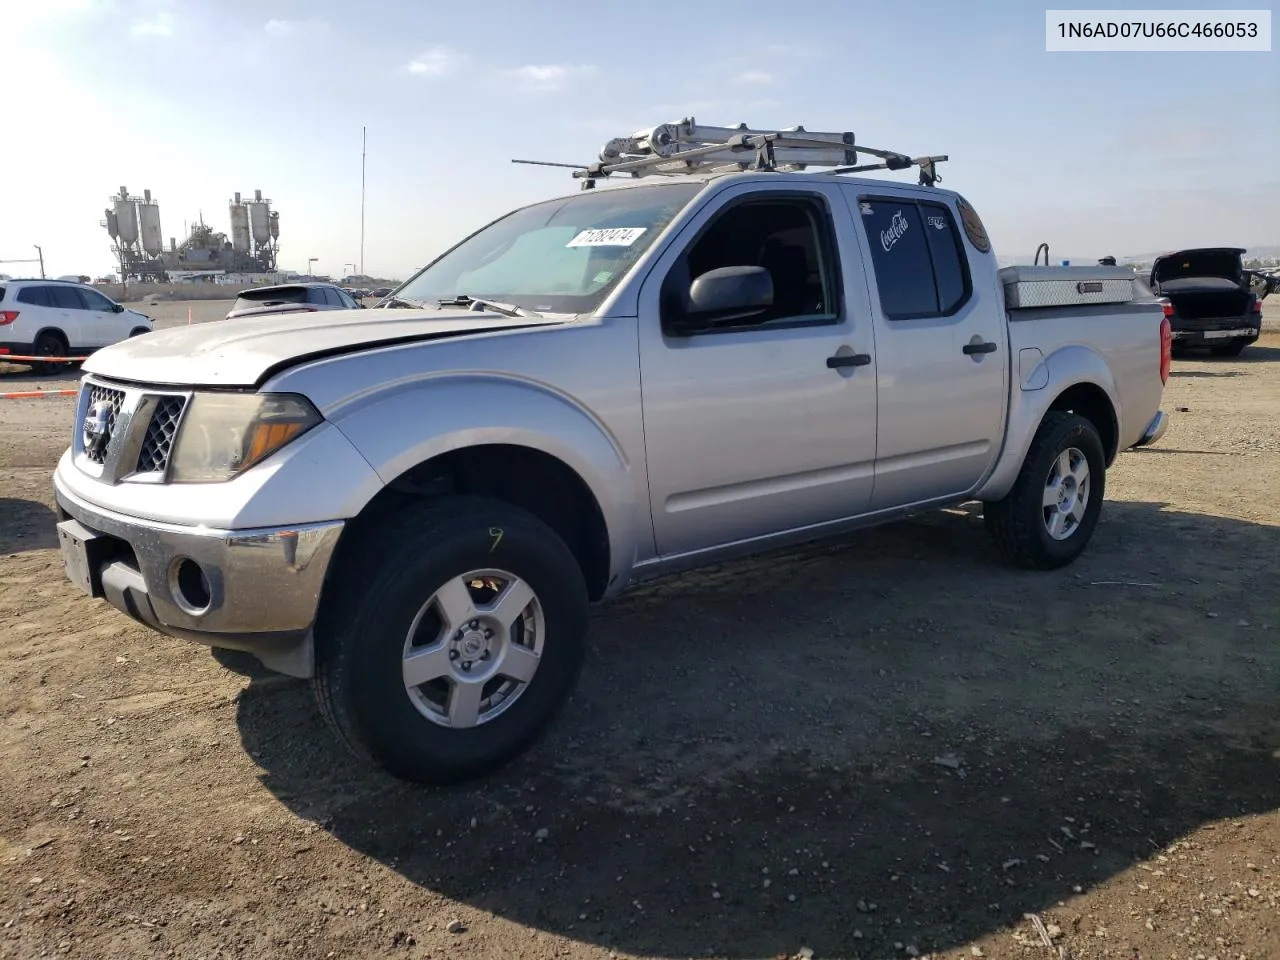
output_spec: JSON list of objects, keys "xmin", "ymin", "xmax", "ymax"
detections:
[
  {"xmin": 1132, "ymin": 410, "xmax": 1169, "ymax": 449},
  {"xmin": 53, "ymin": 474, "xmax": 343, "ymax": 678}
]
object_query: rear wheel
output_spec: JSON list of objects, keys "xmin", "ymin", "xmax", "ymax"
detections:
[
  {"xmin": 983, "ymin": 411, "xmax": 1106, "ymax": 570},
  {"xmin": 313, "ymin": 496, "xmax": 589, "ymax": 784},
  {"xmin": 31, "ymin": 331, "xmax": 68, "ymax": 376}
]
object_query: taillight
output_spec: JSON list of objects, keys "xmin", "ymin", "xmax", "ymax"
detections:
[
  {"xmin": 1161, "ymin": 300, "xmax": 1173, "ymax": 318},
  {"xmin": 1159, "ymin": 316, "xmax": 1172, "ymax": 385},
  {"xmin": 1251, "ymin": 300, "xmax": 1263, "ymax": 314},
  {"xmin": 0, "ymin": 310, "xmax": 18, "ymax": 326}
]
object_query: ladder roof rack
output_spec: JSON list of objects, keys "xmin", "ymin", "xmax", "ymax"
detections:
[{"xmin": 512, "ymin": 118, "xmax": 948, "ymax": 190}]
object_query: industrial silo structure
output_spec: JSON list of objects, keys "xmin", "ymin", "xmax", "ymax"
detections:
[
  {"xmin": 248, "ymin": 189, "xmax": 271, "ymax": 248},
  {"xmin": 229, "ymin": 192, "xmax": 251, "ymax": 254},
  {"xmin": 138, "ymin": 188, "xmax": 164, "ymax": 258},
  {"xmin": 114, "ymin": 187, "xmax": 139, "ymax": 246}
]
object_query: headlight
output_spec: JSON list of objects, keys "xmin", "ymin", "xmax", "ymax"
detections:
[{"xmin": 169, "ymin": 393, "xmax": 322, "ymax": 483}]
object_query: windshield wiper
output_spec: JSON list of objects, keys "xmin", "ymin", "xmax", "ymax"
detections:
[
  {"xmin": 377, "ymin": 295, "xmax": 427, "ymax": 309},
  {"xmin": 437, "ymin": 294, "xmax": 539, "ymax": 318}
]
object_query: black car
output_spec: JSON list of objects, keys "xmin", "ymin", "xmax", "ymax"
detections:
[
  {"xmin": 1147, "ymin": 247, "xmax": 1275, "ymax": 357},
  {"xmin": 224, "ymin": 282, "xmax": 363, "ymax": 321}
]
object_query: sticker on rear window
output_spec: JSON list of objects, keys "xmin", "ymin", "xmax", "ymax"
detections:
[{"xmin": 567, "ymin": 227, "xmax": 647, "ymax": 248}]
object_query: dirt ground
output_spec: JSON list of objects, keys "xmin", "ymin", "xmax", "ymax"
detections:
[{"xmin": 2, "ymin": 304, "xmax": 1278, "ymax": 960}]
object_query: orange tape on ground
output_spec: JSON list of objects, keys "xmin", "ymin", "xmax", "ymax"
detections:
[
  {"xmin": 0, "ymin": 389, "xmax": 79, "ymax": 399},
  {"xmin": 0, "ymin": 354, "xmax": 88, "ymax": 363}
]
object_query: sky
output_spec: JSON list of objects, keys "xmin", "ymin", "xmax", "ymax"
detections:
[{"xmin": 3, "ymin": 0, "xmax": 1277, "ymax": 280}]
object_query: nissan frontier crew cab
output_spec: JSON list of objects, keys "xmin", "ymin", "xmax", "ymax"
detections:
[{"xmin": 52, "ymin": 121, "xmax": 1171, "ymax": 784}]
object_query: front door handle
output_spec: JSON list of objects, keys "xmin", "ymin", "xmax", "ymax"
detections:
[
  {"xmin": 826, "ymin": 353, "xmax": 872, "ymax": 369},
  {"xmin": 963, "ymin": 341, "xmax": 998, "ymax": 355}
]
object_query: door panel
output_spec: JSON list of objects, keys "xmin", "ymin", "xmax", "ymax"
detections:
[
  {"xmin": 839, "ymin": 188, "xmax": 1007, "ymax": 509},
  {"xmin": 47, "ymin": 286, "xmax": 99, "ymax": 346},
  {"xmin": 637, "ymin": 181, "xmax": 878, "ymax": 558},
  {"xmin": 79, "ymin": 288, "xmax": 128, "ymax": 344}
]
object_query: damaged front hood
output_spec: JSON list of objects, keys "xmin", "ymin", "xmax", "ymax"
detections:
[{"xmin": 81, "ymin": 307, "xmax": 566, "ymax": 387}]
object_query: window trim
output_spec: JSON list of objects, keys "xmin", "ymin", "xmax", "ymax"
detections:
[
  {"xmin": 857, "ymin": 194, "xmax": 973, "ymax": 322},
  {"xmin": 659, "ymin": 189, "xmax": 845, "ymax": 338}
]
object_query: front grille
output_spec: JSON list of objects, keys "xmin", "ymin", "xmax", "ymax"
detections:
[
  {"xmin": 84, "ymin": 385, "xmax": 126, "ymax": 464},
  {"xmin": 136, "ymin": 396, "xmax": 187, "ymax": 474}
]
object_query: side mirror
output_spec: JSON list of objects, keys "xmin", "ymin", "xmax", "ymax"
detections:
[
  {"xmin": 684, "ymin": 266, "xmax": 773, "ymax": 328},
  {"xmin": 112, "ymin": 303, "xmax": 125, "ymax": 313}
]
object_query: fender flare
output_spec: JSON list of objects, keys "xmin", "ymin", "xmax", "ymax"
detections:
[{"xmin": 974, "ymin": 345, "xmax": 1120, "ymax": 502}]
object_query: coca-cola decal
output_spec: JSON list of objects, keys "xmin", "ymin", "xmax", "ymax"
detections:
[{"xmin": 880, "ymin": 210, "xmax": 909, "ymax": 252}]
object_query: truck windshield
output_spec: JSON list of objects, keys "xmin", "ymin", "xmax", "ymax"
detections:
[{"xmin": 391, "ymin": 183, "xmax": 702, "ymax": 315}]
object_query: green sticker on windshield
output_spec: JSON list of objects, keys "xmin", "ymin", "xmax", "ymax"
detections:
[{"xmin": 592, "ymin": 270, "xmax": 613, "ymax": 284}]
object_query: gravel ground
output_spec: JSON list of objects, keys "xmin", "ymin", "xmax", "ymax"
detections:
[{"xmin": 1, "ymin": 303, "xmax": 1278, "ymax": 960}]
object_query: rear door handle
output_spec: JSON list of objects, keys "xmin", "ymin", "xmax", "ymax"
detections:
[
  {"xmin": 826, "ymin": 353, "xmax": 872, "ymax": 369},
  {"xmin": 963, "ymin": 341, "xmax": 998, "ymax": 355}
]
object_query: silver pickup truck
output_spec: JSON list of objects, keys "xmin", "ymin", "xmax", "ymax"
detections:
[{"xmin": 52, "ymin": 123, "xmax": 1171, "ymax": 783}]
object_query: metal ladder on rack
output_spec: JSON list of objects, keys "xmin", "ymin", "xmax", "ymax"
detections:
[{"xmin": 513, "ymin": 117, "xmax": 949, "ymax": 190}]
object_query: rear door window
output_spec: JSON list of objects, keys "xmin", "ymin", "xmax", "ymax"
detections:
[
  {"xmin": 919, "ymin": 203, "xmax": 969, "ymax": 313},
  {"xmin": 860, "ymin": 201, "xmax": 937, "ymax": 318},
  {"xmin": 859, "ymin": 197, "xmax": 971, "ymax": 319}
]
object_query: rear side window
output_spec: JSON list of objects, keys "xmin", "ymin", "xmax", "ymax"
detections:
[
  {"xmin": 919, "ymin": 203, "xmax": 968, "ymax": 313},
  {"xmin": 16, "ymin": 286, "xmax": 53, "ymax": 307},
  {"xmin": 859, "ymin": 197, "xmax": 971, "ymax": 319}
]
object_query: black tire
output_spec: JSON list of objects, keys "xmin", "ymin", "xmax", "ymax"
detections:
[
  {"xmin": 1209, "ymin": 340, "xmax": 1248, "ymax": 358},
  {"xmin": 129, "ymin": 327, "xmax": 151, "ymax": 338},
  {"xmin": 32, "ymin": 330, "xmax": 69, "ymax": 376},
  {"xmin": 982, "ymin": 411, "xmax": 1106, "ymax": 570},
  {"xmin": 313, "ymin": 495, "xmax": 589, "ymax": 784}
]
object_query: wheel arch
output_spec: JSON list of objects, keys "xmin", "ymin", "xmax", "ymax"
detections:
[
  {"xmin": 326, "ymin": 442, "xmax": 616, "ymax": 603},
  {"xmin": 1046, "ymin": 381, "xmax": 1119, "ymax": 465},
  {"xmin": 975, "ymin": 357, "xmax": 1120, "ymax": 503},
  {"xmin": 32, "ymin": 326, "xmax": 69, "ymax": 350}
]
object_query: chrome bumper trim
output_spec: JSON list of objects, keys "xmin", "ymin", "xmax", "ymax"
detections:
[{"xmin": 53, "ymin": 473, "xmax": 343, "ymax": 643}]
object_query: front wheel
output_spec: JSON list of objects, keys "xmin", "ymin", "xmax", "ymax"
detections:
[
  {"xmin": 983, "ymin": 411, "xmax": 1106, "ymax": 570},
  {"xmin": 312, "ymin": 496, "xmax": 589, "ymax": 784}
]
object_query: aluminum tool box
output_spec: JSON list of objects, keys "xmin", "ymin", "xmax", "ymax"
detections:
[{"xmin": 1000, "ymin": 265, "xmax": 1135, "ymax": 309}]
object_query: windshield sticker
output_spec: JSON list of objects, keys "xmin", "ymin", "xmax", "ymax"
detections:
[
  {"xmin": 880, "ymin": 210, "xmax": 909, "ymax": 252},
  {"xmin": 567, "ymin": 227, "xmax": 647, "ymax": 248},
  {"xmin": 592, "ymin": 270, "xmax": 614, "ymax": 285}
]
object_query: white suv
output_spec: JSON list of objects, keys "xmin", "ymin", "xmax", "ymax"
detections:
[{"xmin": 0, "ymin": 279, "xmax": 154, "ymax": 372}]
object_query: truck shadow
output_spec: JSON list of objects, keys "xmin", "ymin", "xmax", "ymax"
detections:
[
  {"xmin": 235, "ymin": 499, "xmax": 1280, "ymax": 959},
  {"xmin": 0, "ymin": 497, "xmax": 60, "ymax": 553}
]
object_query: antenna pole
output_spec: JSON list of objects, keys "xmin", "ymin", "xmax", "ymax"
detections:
[{"xmin": 360, "ymin": 125, "xmax": 366, "ymax": 277}]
